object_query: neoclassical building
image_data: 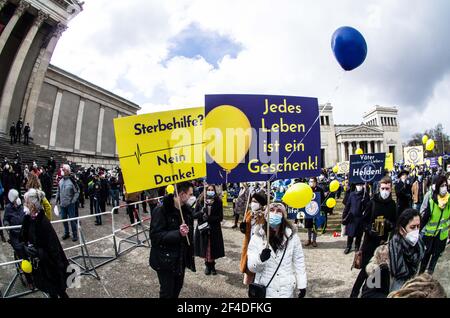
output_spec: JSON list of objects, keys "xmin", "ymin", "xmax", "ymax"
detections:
[
  {"xmin": 0, "ymin": 0, "xmax": 139, "ymax": 167},
  {"xmin": 319, "ymin": 104, "xmax": 403, "ymax": 168}
]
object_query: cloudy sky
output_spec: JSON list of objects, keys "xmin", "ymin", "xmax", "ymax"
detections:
[{"xmin": 51, "ymin": 0, "xmax": 450, "ymax": 141}]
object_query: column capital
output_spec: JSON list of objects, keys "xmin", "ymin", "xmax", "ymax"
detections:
[
  {"xmin": 15, "ymin": 0, "xmax": 30, "ymax": 17},
  {"xmin": 34, "ymin": 10, "xmax": 48, "ymax": 27},
  {"xmin": 53, "ymin": 23, "xmax": 68, "ymax": 38},
  {"xmin": 0, "ymin": 0, "xmax": 7, "ymax": 11}
]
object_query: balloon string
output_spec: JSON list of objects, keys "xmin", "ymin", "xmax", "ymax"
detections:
[{"xmin": 268, "ymin": 70, "xmax": 346, "ymax": 183}]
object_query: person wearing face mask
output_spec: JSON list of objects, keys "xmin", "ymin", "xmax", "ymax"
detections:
[
  {"xmin": 412, "ymin": 172, "xmax": 426, "ymax": 211},
  {"xmin": 20, "ymin": 188, "xmax": 71, "ymax": 298},
  {"xmin": 395, "ymin": 170, "xmax": 412, "ymax": 216},
  {"xmin": 342, "ymin": 182, "xmax": 370, "ymax": 254},
  {"xmin": 305, "ymin": 177, "xmax": 325, "ymax": 247},
  {"xmin": 3, "ymin": 190, "xmax": 27, "ymax": 263},
  {"xmin": 419, "ymin": 176, "xmax": 449, "ymax": 275},
  {"xmin": 360, "ymin": 209, "xmax": 425, "ymax": 297},
  {"xmin": 247, "ymin": 202, "xmax": 307, "ymax": 298},
  {"xmin": 240, "ymin": 191, "xmax": 267, "ymax": 285},
  {"xmin": 149, "ymin": 182, "xmax": 196, "ymax": 298},
  {"xmin": 233, "ymin": 183, "xmax": 250, "ymax": 229},
  {"xmin": 349, "ymin": 177, "xmax": 397, "ymax": 297},
  {"xmin": 193, "ymin": 185, "xmax": 225, "ymax": 276}
]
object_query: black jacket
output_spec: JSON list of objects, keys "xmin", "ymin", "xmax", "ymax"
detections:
[
  {"xmin": 3, "ymin": 203, "xmax": 25, "ymax": 250},
  {"xmin": 20, "ymin": 211, "xmax": 70, "ymax": 294},
  {"xmin": 193, "ymin": 197, "xmax": 225, "ymax": 260},
  {"xmin": 395, "ymin": 180, "xmax": 412, "ymax": 214},
  {"xmin": 9, "ymin": 125, "xmax": 15, "ymax": 136},
  {"xmin": 149, "ymin": 195, "xmax": 196, "ymax": 274},
  {"xmin": 342, "ymin": 190, "xmax": 370, "ymax": 237},
  {"xmin": 360, "ymin": 194, "xmax": 397, "ymax": 267},
  {"xmin": 40, "ymin": 172, "xmax": 53, "ymax": 199}
]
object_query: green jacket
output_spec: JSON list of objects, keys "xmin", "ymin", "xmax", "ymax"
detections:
[{"xmin": 423, "ymin": 197, "xmax": 450, "ymax": 241}]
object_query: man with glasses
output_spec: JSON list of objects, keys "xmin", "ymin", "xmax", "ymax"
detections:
[{"xmin": 349, "ymin": 176, "xmax": 397, "ymax": 298}]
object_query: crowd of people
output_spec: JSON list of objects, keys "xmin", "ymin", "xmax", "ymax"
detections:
[{"xmin": 1, "ymin": 153, "xmax": 449, "ymax": 299}]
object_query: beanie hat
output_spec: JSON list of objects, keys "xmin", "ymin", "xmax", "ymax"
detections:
[
  {"xmin": 252, "ymin": 191, "xmax": 267, "ymax": 206},
  {"xmin": 8, "ymin": 189, "xmax": 19, "ymax": 203}
]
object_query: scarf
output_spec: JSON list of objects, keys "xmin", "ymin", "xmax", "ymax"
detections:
[
  {"xmin": 389, "ymin": 234, "xmax": 424, "ymax": 281},
  {"xmin": 438, "ymin": 193, "xmax": 449, "ymax": 209}
]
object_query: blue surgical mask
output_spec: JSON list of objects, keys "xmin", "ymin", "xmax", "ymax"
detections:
[
  {"xmin": 269, "ymin": 213, "xmax": 283, "ymax": 228},
  {"xmin": 206, "ymin": 191, "xmax": 215, "ymax": 197}
]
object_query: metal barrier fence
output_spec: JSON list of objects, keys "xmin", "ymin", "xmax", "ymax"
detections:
[{"xmin": 0, "ymin": 196, "xmax": 163, "ymax": 298}]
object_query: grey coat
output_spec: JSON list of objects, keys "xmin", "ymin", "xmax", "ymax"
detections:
[{"xmin": 57, "ymin": 176, "xmax": 79, "ymax": 207}]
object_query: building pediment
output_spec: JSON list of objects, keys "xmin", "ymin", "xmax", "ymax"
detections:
[{"xmin": 335, "ymin": 124, "xmax": 383, "ymax": 136}]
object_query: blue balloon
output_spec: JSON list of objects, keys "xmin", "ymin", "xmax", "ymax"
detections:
[{"xmin": 331, "ymin": 26, "xmax": 367, "ymax": 71}]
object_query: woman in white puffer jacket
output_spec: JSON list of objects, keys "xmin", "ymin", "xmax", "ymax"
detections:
[{"xmin": 247, "ymin": 202, "xmax": 307, "ymax": 298}]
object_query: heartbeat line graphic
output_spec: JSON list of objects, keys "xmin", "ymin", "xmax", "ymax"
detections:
[{"xmin": 119, "ymin": 142, "xmax": 205, "ymax": 165}]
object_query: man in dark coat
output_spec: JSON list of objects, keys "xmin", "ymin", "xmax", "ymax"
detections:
[
  {"xmin": 342, "ymin": 182, "xmax": 370, "ymax": 254},
  {"xmin": 395, "ymin": 170, "xmax": 412, "ymax": 216},
  {"xmin": 16, "ymin": 118, "xmax": 23, "ymax": 143},
  {"xmin": 47, "ymin": 156, "xmax": 56, "ymax": 176},
  {"xmin": 99, "ymin": 173, "xmax": 108, "ymax": 212},
  {"xmin": 9, "ymin": 122, "xmax": 16, "ymax": 144},
  {"xmin": 23, "ymin": 123, "xmax": 31, "ymax": 145},
  {"xmin": 350, "ymin": 176, "xmax": 397, "ymax": 297},
  {"xmin": 39, "ymin": 167, "xmax": 53, "ymax": 201},
  {"xmin": 149, "ymin": 181, "xmax": 196, "ymax": 298},
  {"xmin": 193, "ymin": 186, "xmax": 225, "ymax": 275}
]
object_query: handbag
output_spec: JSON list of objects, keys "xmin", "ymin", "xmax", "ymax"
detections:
[
  {"xmin": 351, "ymin": 249, "xmax": 363, "ymax": 270},
  {"xmin": 248, "ymin": 242, "xmax": 288, "ymax": 298},
  {"xmin": 197, "ymin": 221, "xmax": 210, "ymax": 233}
]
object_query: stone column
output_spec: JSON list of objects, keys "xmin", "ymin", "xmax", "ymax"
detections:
[
  {"xmin": 96, "ymin": 107, "xmax": 105, "ymax": 154},
  {"xmin": 348, "ymin": 142, "xmax": 354, "ymax": 157},
  {"xmin": 74, "ymin": 99, "xmax": 85, "ymax": 152},
  {"xmin": 0, "ymin": 1, "xmax": 29, "ymax": 55},
  {"xmin": 356, "ymin": 142, "xmax": 360, "ymax": 151},
  {"xmin": 0, "ymin": 10, "xmax": 48, "ymax": 133},
  {"xmin": 368, "ymin": 141, "xmax": 373, "ymax": 153},
  {"xmin": 49, "ymin": 89, "xmax": 63, "ymax": 148},
  {"xmin": 340, "ymin": 142, "xmax": 345, "ymax": 162},
  {"xmin": 24, "ymin": 23, "xmax": 67, "ymax": 130}
]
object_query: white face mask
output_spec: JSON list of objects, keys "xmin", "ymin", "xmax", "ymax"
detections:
[
  {"xmin": 308, "ymin": 181, "xmax": 315, "ymax": 188},
  {"xmin": 440, "ymin": 186, "xmax": 448, "ymax": 196},
  {"xmin": 186, "ymin": 196, "xmax": 196, "ymax": 207},
  {"xmin": 15, "ymin": 198, "xmax": 21, "ymax": 206},
  {"xmin": 356, "ymin": 185, "xmax": 363, "ymax": 192},
  {"xmin": 251, "ymin": 202, "xmax": 261, "ymax": 212},
  {"xmin": 432, "ymin": 184, "xmax": 436, "ymax": 191},
  {"xmin": 405, "ymin": 229, "xmax": 420, "ymax": 246},
  {"xmin": 380, "ymin": 190, "xmax": 390, "ymax": 200}
]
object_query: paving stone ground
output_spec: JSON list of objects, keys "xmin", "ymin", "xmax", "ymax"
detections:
[{"xmin": 1, "ymin": 200, "xmax": 449, "ymax": 298}]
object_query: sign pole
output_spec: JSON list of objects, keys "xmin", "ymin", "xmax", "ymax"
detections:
[
  {"xmin": 173, "ymin": 183, "xmax": 190, "ymax": 246},
  {"xmin": 266, "ymin": 180, "xmax": 271, "ymax": 248}
]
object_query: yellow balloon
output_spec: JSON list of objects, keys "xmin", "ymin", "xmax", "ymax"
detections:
[
  {"xmin": 329, "ymin": 180, "xmax": 340, "ymax": 193},
  {"xmin": 438, "ymin": 157, "xmax": 443, "ymax": 166},
  {"xmin": 282, "ymin": 183, "xmax": 313, "ymax": 209},
  {"xmin": 326, "ymin": 198, "xmax": 336, "ymax": 209},
  {"xmin": 166, "ymin": 184, "xmax": 174, "ymax": 194},
  {"xmin": 426, "ymin": 139, "xmax": 435, "ymax": 151},
  {"xmin": 21, "ymin": 260, "xmax": 32, "ymax": 274},
  {"xmin": 422, "ymin": 135, "xmax": 429, "ymax": 144},
  {"xmin": 355, "ymin": 148, "xmax": 364, "ymax": 155},
  {"xmin": 332, "ymin": 165, "xmax": 339, "ymax": 174},
  {"xmin": 205, "ymin": 105, "xmax": 252, "ymax": 171}
]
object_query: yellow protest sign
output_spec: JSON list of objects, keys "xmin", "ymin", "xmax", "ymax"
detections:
[
  {"xmin": 337, "ymin": 161, "xmax": 350, "ymax": 174},
  {"xmin": 404, "ymin": 146, "xmax": 424, "ymax": 165},
  {"xmin": 114, "ymin": 107, "xmax": 206, "ymax": 193},
  {"xmin": 385, "ymin": 153, "xmax": 394, "ymax": 171}
]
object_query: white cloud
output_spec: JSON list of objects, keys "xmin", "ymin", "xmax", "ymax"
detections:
[{"xmin": 51, "ymin": 0, "xmax": 450, "ymax": 141}]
